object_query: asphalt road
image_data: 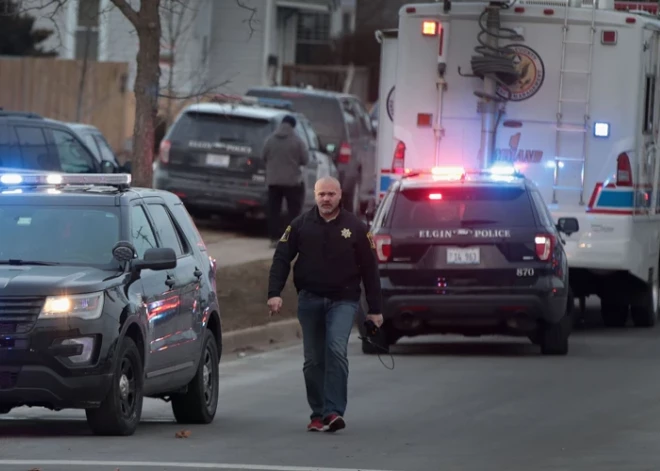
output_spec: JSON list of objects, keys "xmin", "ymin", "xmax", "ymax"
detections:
[{"xmin": 1, "ymin": 298, "xmax": 660, "ymax": 471}]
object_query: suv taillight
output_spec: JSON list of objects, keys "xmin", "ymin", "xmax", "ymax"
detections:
[
  {"xmin": 159, "ymin": 139, "xmax": 171, "ymax": 164},
  {"xmin": 373, "ymin": 234, "xmax": 391, "ymax": 262},
  {"xmin": 535, "ymin": 233, "xmax": 554, "ymax": 261},
  {"xmin": 337, "ymin": 142, "xmax": 351, "ymax": 164}
]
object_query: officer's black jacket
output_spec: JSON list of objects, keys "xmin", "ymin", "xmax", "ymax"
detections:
[{"xmin": 267, "ymin": 206, "xmax": 382, "ymax": 314}]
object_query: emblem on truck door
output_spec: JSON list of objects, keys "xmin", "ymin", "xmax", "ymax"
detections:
[{"xmin": 495, "ymin": 44, "xmax": 545, "ymax": 102}]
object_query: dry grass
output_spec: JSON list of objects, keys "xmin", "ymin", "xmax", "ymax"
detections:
[{"xmin": 216, "ymin": 259, "xmax": 298, "ymax": 332}]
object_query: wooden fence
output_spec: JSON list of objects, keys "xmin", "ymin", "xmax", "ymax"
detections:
[{"xmin": 0, "ymin": 56, "xmax": 130, "ymax": 152}]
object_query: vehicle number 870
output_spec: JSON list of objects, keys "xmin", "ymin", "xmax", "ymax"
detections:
[{"xmin": 516, "ymin": 268, "xmax": 535, "ymax": 277}]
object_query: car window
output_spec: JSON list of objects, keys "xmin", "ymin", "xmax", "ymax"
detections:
[
  {"xmin": 0, "ymin": 205, "xmax": 120, "ymax": 268},
  {"xmin": 301, "ymin": 119, "xmax": 320, "ymax": 150},
  {"xmin": 391, "ymin": 186, "xmax": 535, "ymax": 228},
  {"xmin": 169, "ymin": 112, "xmax": 275, "ymax": 157},
  {"xmin": 529, "ymin": 191, "xmax": 552, "ymax": 227},
  {"xmin": 82, "ymin": 133, "xmax": 101, "ymax": 160},
  {"xmin": 94, "ymin": 133, "xmax": 118, "ymax": 163},
  {"xmin": 350, "ymin": 99, "xmax": 372, "ymax": 135},
  {"xmin": 147, "ymin": 203, "xmax": 186, "ymax": 257},
  {"xmin": 342, "ymin": 102, "xmax": 360, "ymax": 140},
  {"xmin": 245, "ymin": 90, "xmax": 346, "ymax": 144},
  {"xmin": 373, "ymin": 187, "xmax": 396, "ymax": 229},
  {"xmin": 13, "ymin": 126, "xmax": 58, "ymax": 171},
  {"xmin": 50, "ymin": 128, "xmax": 97, "ymax": 173},
  {"xmin": 169, "ymin": 202, "xmax": 207, "ymax": 252},
  {"xmin": 130, "ymin": 205, "xmax": 157, "ymax": 259},
  {"xmin": 293, "ymin": 121, "xmax": 310, "ymax": 148}
]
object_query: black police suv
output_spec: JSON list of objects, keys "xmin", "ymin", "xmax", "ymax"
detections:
[
  {"xmin": 153, "ymin": 95, "xmax": 339, "ymax": 223},
  {"xmin": 359, "ymin": 167, "xmax": 577, "ymax": 356},
  {"xmin": 0, "ymin": 172, "xmax": 221, "ymax": 435}
]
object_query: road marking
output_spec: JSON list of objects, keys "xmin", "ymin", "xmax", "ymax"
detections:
[{"xmin": 0, "ymin": 461, "xmax": 400, "ymax": 471}]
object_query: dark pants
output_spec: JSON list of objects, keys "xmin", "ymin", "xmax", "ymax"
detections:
[
  {"xmin": 268, "ymin": 184, "xmax": 304, "ymax": 242},
  {"xmin": 297, "ymin": 290, "xmax": 358, "ymax": 420}
]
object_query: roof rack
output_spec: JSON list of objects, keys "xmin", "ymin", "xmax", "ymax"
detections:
[
  {"xmin": 0, "ymin": 110, "xmax": 43, "ymax": 119},
  {"xmin": 208, "ymin": 93, "xmax": 293, "ymax": 111},
  {"xmin": 0, "ymin": 172, "xmax": 132, "ymax": 191}
]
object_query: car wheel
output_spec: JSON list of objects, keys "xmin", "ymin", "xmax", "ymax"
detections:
[
  {"xmin": 630, "ymin": 277, "xmax": 658, "ymax": 328},
  {"xmin": 86, "ymin": 337, "xmax": 143, "ymax": 436},
  {"xmin": 171, "ymin": 329, "xmax": 220, "ymax": 424}
]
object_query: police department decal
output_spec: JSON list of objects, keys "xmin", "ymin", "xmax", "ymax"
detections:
[
  {"xmin": 419, "ymin": 229, "xmax": 511, "ymax": 238},
  {"xmin": 495, "ymin": 45, "xmax": 545, "ymax": 102}
]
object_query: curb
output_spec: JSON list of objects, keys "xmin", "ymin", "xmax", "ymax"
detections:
[{"xmin": 222, "ymin": 318, "xmax": 303, "ymax": 356}]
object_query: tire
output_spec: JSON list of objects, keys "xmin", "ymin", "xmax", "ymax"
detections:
[
  {"xmin": 171, "ymin": 329, "xmax": 220, "ymax": 424},
  {"xmin": 539, "ymin": 292, "xmax": 573, "ymax": 356},
  {"xmin": 86, "ymin": 337, "xmax": 143, "ymax": 436},
  {"xmin": 631, "ymin": 279, "xmax": 659, "ymax": 328}
]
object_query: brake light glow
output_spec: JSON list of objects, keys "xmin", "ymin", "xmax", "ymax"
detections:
[
  {"xmin": 616, "ymin": 152, "xmax": 632, "ymax": 186},
  {"xmin": 429, "ymin": 193, "xmax": 443, "ymax": 200},
  {"xmin": 422, "ymin": 20, "xmax": 438, "ymax": 36},
  {"xmin": 535, "ymin": 234, "xmax": 554, "ymax": 261},
  {"xmin": 373, "ymin": 234, "xmax": 391, "ymax": 262},
  {"xmin": 337, "ymin": 142, "xmax": 352, "ymax": 164}
]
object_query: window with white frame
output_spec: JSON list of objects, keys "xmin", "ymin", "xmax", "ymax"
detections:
[
  {"xmin": 75, "ymin": 0, "xmax": 100, "ymax": 61},
  {"xmin": 296, "ymin": 12, "xmax": 331, "ymax": 65}
]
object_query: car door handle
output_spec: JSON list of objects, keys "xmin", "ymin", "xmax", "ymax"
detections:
[
  {"xmin": 194, "ymin": 267, "xmax": 203, "ymax": 278},
  {"xmin": 165, "ymin": 275, "xmax": 176, "ymax": 288}
]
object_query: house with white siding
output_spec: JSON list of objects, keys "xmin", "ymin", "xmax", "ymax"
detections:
[{"xmin": 22, "ymin": 0, "xmax": 356, "ymax": 98}]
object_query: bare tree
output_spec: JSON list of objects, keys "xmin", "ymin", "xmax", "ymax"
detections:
[{"xmin": 15, "ymin": 0, "xmax": 259, "ymax": 188}]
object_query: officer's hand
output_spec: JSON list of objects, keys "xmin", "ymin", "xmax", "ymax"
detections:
[
  {"xmin": 366, "ymin": 314, "xmax": 384, "ymax": 328},
  {"xmin": 267, "ymin": 297, "xmax": 283, "ymax": 316}
]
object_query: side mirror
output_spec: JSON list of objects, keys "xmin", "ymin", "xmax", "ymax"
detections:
[
  {"xmin": 556, "ymin": 217, "xmax": 579, "ymax": 236},
  {"xmin": 133, "ymin": 247, "xmax": 177, "ymax": 272},
  {"xmin": 101, "ymin": 160, "xmax": 115, "ymax": 174}
]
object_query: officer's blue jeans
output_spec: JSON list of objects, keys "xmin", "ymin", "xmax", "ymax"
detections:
[{"xmin": 297, "ymin": 290, "xmax": 358, "ymax": 420}]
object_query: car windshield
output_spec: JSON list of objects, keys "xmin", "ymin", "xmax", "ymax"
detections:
[
  {"xmin": 391, "ymin": 186, "xmax": 535, "ymax": 228},
  {"xmin": 169, "ymin": 112, "xmax": 275, "ymax": 157},
  {"xmin": 0, "ymin": 205, "xmax": 121, "ymax": 268}
]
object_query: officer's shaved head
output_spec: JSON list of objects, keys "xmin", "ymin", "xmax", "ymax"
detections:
[{"xmin": 314, "ymin": 176, "xmax": 342, "ymax": 218}]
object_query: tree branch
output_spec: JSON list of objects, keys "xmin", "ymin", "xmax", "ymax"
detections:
[
  {"xmin": 108, "ymin": 0, "xmax": 138, "ymax": 28},
  {"xmin": 236, "ymin": 0, "xmax": 258, "ymax": 39}
]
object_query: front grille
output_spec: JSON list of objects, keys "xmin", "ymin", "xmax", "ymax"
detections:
[{"xmin": 0, "ymin": 297, "xmax": 45, "ymax": 333}]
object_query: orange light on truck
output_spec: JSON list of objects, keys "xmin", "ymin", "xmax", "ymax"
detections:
[{"xmin": 422, "ymin": 20, "xmax": 437, "ymax": 36}]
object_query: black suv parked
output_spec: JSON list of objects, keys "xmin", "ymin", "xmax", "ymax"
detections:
[
  {"xmin": 0, "ymin": 172, "xmax": 221, "ymax": 436},
  {"xmin": 360, "ymin": 166, "xmax": 577, "ymax": 356},
  {"xmin": 153, "ymin": 95, "xmax": 339, "ymax": 222},
  {"xmin": 246, "ymin": 86, "xmax": 377, "ymax": 215},
  {"xmin": 0, "ymin": 109, "xmax": 131, "ymax": 174}
]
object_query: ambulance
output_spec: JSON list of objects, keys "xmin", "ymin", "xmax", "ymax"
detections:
[{"xmin": 375, "ymin": 0, "xmax": 660, "ymax": 328}]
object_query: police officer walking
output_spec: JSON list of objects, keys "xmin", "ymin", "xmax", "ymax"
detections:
[
  {"xmin": 262, "ymin": 114, "xmax": 309, "ymax": 248},
  {"xmin": 267, "ymin": 176, "xmax": 383, "ymax": 433}
]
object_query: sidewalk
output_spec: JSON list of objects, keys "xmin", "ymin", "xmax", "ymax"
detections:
[{"xmin": 205, "ymin": 236, "xmax": 275, "ymax": 268}]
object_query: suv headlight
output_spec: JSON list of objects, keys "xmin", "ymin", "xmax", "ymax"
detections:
[{"xmin": 39, "ymin": 292, "xmax": 104, "ymax": 320}]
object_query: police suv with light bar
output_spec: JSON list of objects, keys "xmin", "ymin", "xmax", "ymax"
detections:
[
  {"xmin": 375, "ymin": 0, "xmax": 660, "ymax": 329},
  {"xmin": 362, "ymin": 165, "xmax": 575, "ymax": 355},
  {"xmin": 0, "ymin": 173, "xmax": 221, "ymax": 436}
]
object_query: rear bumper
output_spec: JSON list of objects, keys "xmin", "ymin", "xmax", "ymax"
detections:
[
  {"xmin": 381, "ymin": 289, "xmax": 567, "ymax": 334},
  {"xmin": 153, "ymin": 168, "xmax": 268, "ymax": 216}
]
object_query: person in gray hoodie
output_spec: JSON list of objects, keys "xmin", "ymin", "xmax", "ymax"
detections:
[{"xmin": 262, "ymin": 115, "xmax": 310, "ymax": 247}]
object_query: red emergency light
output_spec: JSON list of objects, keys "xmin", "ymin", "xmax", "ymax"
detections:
[{"xmin": 429, "ymin": 193, "xmax": 443, "ymax": 200}]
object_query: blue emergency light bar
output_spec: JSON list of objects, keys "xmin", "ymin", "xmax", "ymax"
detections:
[
  {"xmin": 0, "ymin": 172, "xmax": 131, "ymax": 189},
  {"xmin": 403, "ymin": 165, "xmax": 524, "ymax": 180}
]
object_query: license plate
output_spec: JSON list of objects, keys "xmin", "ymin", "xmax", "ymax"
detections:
[
  {"xmin": 206, "ymin": 154, "xmax": 230, "ymax": 167},
  {"xmin": 447, "ymin": 247, "xmax": 480, "ymax": 264}
]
